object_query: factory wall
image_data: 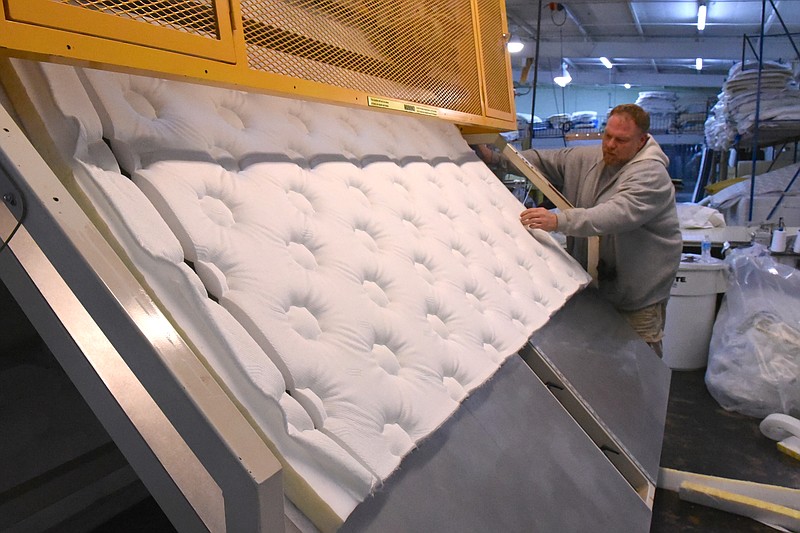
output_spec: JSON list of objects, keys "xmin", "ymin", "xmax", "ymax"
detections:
[{"xmin": 515, "ymin": 84, "xmax": 719, "ymax": 122}]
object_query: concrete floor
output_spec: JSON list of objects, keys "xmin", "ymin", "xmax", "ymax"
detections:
[{"xmin": 651, "ymin": 368, "xmax": 800, "ymax": 532}]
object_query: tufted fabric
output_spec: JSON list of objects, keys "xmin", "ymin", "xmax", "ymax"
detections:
[{"xmin": 20, "ymin": 60, "xmax": 591, "ymax": 527}]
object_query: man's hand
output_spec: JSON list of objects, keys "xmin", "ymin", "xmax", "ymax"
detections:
[
  {"xmin": 475, "ymin": 144, "xmax": 497, "ymax": 165},
  {"xmin": 520, "ymin": 207, "xmax": 558, "ymax": 232}
]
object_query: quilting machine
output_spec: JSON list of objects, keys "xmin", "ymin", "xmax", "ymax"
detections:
[{"xmin": 0, "ymin": 2, "xmax": 670, "ymax": 532}]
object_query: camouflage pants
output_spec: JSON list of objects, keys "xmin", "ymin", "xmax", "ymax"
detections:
[{"xmin": 619, "ymin": 299, "xmax": 668, "ymax": 358}]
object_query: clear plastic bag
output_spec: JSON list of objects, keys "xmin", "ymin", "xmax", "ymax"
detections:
[{"xmin": 705, "ymin": 244, "xmax": 800, "ymax": 418}]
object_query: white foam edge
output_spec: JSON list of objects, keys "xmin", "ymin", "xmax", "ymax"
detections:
[{"xmin": 11, "ymin": 58, "xmax": 375, "ymax": 521}]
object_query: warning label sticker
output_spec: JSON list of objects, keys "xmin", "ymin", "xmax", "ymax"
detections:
[{"xmin": 368, "ymin": 97, "xmax": 438, "ymax": 117}]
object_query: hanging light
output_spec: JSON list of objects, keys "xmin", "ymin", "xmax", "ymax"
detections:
[
  {"xmin": 697, "ymin": 2, "xmax": 707, "ymax": 31},
  {"xmin": 695, "ymin": 57, "xmax": 703, "ymax": 70},
  {"xmin": 554, "ymin": 62, "xmax": 572, "ymax": 87},
  {"xmin": 553, "ymin": 28, "xmax": 571, "ymax": 87},
  {"xmin": 507, "ymin": 36, "xmax": 524, "ymax": 54},
  {"xmin": 624, "ymin": 83, "xmax": 632, "ymax": 89},
  {"xmin": 599, "ymin": 56, "xmax": 613, "ymax": 69}
]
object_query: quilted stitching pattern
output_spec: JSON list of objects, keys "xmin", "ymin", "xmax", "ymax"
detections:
[{"xmin": 67, "ymin": 66, "xmax": 591, "ymax": 522}]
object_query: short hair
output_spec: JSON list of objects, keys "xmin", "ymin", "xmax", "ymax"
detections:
[{"xmin": 609, "ymin": 104, "xmax": 650, "ymax": 134}]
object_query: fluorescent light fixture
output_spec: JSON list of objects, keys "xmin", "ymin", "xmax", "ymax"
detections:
[
  {"xmin": 599, "ymin": 56, "xmax": 613, "ymax": 69},
  {"xmin": 697, "ymin": 3, "xmax": 707, "ymax": 31},
  {"xmin": 554, "ymin": 63, "xmax": 572, "ymax": 87},
  {"xmin": 624, "ymin": 83, "xmax": 632, "ymax": 89},
  {"xmin": 696, "ymin": 57, "xmax": 703, "ymax": 70},
  {"xmin": 507, "ymin": 39, "xmax": 524, "ymax": 53}
]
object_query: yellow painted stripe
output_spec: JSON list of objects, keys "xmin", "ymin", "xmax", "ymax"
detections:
[{"xmin": 778, "ymin": 440, "xmax": 800, "ymax": 462}]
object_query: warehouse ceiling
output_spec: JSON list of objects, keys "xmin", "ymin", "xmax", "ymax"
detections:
[{"xmin": 505, "ymin": 0, "xmax": 800, "ymax": 89}]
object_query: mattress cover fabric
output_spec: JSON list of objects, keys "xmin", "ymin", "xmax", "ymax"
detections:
[
  {"xmin": 570, "ymin": 110, "xmax": 598, "ymax": 129},
  {"xmin": 704, "ymin": 162, "xmax": 800, "ymax": 226},
  {"xmin": 12, "ymin": 59, "xmax": 590, "ymax": 527},
  {"xmin": 705, "ymin": 61, "xmax": 800, "ymax": 150}
]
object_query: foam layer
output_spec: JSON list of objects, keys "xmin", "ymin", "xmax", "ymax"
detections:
[{"xmin": 13, "ymin": 59, "xmax": 591, "ymax": 528}]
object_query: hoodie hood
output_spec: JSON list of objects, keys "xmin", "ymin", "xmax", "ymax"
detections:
[{"xmin": 627, "ymin": 135, "xmax": 669, "ymax": 169}]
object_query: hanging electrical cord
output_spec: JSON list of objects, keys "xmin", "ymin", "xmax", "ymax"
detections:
[
  {"xmin": 530, "ymin": 2, "xmax": 569, "ymax": 145},
  {"xmin": 528, "ymin": 0, "xmax": 544, "ymax": 147},
  {"xmin": 550, "ymin": 57, "xmax": 562, "ymax": 116},
  {"xmin": 515, "ymin": 85, "xmax": 532, "ymax": 96},
  {"xmin": 550, "ymin": 30, "xmax": 569, "ymax": 113},
  {"xmin": 550, "ymin": 2, "xmax": 569, "ymax": 136},
  {"xmin": 549, "ymin": 2, "xmax": 567, "ymax": 27}
]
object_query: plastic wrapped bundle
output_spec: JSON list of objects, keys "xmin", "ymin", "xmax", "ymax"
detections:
[
  {"xmin": 548, "ymin": 113, "xmax": 570, "ymax": 130},
  {"xmin": 676, "ymin": 99, "xmax": 708, "ymax": 132},
  {"xmin": 570, "ymin": 110, "xmax": 598, "ymax": 129},
  {"xmin": 636, "ymin": 91, "xmax": 678, "ymax": 133},
  {"xmin": 705, "ymin": 244, "xmax": 800, "ymax": 418}
]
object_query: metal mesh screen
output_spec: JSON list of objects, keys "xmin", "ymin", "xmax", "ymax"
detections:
[
  {"xmin": 240, "ymin": 0, "xmax": 484, "ymax": 115},
  {"xmin": 54, "ymin": 0, "xmax": 220, "ymax": 39},
  {"xmin": 6, "ymin": 0, "xmax": 513, "ymax": 123},
  {"xmin": 476, "ymin": 0, "xmax": 511, "ymax": 116}
]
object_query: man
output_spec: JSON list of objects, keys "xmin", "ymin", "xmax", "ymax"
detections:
[{"xmin": 482, "ymin": 104, "xmax": 681, "ymax": 356}]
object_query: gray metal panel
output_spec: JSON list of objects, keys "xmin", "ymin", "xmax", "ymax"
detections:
[
  {"xmin": 528, "ymin": 288, "xmax": 672, "ymax": 484},
  {"xmin": 340, "ymin": 356, "xmax": 652, "ymax": 533},
  {"xmin": 0, "ymin": 208, "xmax": 209, "ymax": 533},
  {"xmin": 0, "ymin": 104, "xmax": 284, "ymax": 532}
]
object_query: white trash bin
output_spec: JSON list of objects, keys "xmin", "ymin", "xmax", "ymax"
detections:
[{"xmin": 663, "ymin": 254, "xmax": 729, "ymax": 370}]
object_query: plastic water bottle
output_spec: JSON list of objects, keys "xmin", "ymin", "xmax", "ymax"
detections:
[{"xmin": 701, "ymin": 234, "xmax": 712, "ymax": 262}]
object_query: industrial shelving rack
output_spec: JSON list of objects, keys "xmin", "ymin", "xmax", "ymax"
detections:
[{"xmin": 692, "ymin": 0, "xmax": 800, "ymax": 221}]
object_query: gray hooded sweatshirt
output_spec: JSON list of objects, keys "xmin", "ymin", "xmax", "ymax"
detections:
[{"xmin": 521, "ymin": 136, "xmax": 681, "ymax": 311}]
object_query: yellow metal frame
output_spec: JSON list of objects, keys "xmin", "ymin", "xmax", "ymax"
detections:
[
  {"xmin": 473, "ymin": 0, "xmax": 515, "ymax": 123},
  {"xmin": 5, "ymin": 0, "xmax": 236, "ymax": 62},
  {"xmin": 0, "ymin": 0, "xmax": 516, "ymax": 132}
]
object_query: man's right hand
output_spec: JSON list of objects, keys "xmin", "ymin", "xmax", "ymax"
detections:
[{"xmin": 520, "ymin": 207, "xmax": 558, "ymax": 232}]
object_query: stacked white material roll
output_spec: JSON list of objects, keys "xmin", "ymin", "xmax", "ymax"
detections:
[
  {"xmin": 636, "ymin": 91, "xmax": 678, "ymax": 133},
  {"xmin": 705, "ymin": 61, "xmax": 800, "ymax": 150}
]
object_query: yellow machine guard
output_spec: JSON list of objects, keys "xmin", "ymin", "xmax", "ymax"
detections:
[{"xmin": 0, "ymin": 0, "xmax": 516, "ymax": 132}]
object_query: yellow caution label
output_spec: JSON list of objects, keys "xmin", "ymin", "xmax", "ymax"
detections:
[{"xmin": 368, "ymin": 97, "xmax": 438, "ymax": 117}]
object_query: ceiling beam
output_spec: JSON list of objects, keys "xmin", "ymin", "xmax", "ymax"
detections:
[
  {"xmin": 506, "ymin": 6, "xmax": 544, "ymax": 40},
  {"xmin": 561, "ymin": 3, "xmax": 592, "ymax": 41},
  {"xmin": 626, "ymin": 2, "xmax": 645, "ymax": 39},
  {"xmin": 764, "ymin": 0, "xmax": 778, "ymax": 34},
  {"xmin": 512, "ymin": 68, "xmax": 726, "ymax": 88},
  {"xmin": 522, "ymin": 36, "xmax": 799, "ymax": 61}
]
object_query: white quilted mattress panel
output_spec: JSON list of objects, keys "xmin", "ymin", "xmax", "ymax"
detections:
[{"xmin": 19, "ymin": 60, "xmax": 591, "ymax": 526}]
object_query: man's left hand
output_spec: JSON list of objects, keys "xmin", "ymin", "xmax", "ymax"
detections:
[{"xmin": 520, "ymin": 207, "xmax": 558, "ymax": 232}]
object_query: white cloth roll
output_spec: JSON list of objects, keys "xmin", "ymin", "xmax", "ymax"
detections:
[{"xmin": 770, "ymin": 229, "xmax": 787, "ymax": 252}]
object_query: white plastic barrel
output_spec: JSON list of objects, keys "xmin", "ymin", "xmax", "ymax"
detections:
[{"xmin": 663, "ymin": 254, "xmax": 728, "ymax": 370}]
